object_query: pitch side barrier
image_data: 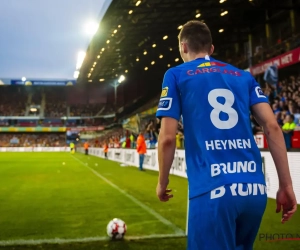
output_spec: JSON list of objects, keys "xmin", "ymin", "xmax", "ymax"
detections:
[
  {"xmin": 79, "ymin": 147, "xmax": 300, "ymax": 204},
  {"xmin": 0, "ymin": 147, "xmax": 68, "ymax": 152}
]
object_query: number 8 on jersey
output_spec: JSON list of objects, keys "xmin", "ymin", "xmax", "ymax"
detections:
[{"xmin": 208, "ymin": 89, "xmax": 238, "ymax": 130}]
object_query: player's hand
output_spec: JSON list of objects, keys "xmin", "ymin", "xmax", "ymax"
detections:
[
  {"xmin": 156, "ymin": 181, "xmax": 173, "ymax": 202},
  {"xmin": 276, "ymin": 185, "xmax": 297, "ymax": 224}
]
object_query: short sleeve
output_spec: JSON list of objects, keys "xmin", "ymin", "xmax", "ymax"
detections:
[
  {"xmin": 156, "ymin": 69, "xmax": 181, "ymax": 121},
  {"xmin": 249, "ymin": 76, "xmax": 269, "ymax": 106}
]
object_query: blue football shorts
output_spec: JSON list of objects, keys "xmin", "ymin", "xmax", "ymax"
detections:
[{"xmin": 187, "ymin": 183, "xmax": 267, "ymax": 250}]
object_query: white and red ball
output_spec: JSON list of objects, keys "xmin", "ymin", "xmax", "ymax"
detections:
[{"xmin": 106, "ymin": 218, "xmax": 127, "ymax": 239}]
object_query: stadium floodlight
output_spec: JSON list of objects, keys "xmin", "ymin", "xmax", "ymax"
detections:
[
  {"xmin": 76, "ymin": 51, "xmax": 86, "ymax": 70},
  {"xmin": 21, "ymin": 77, "xmax": 26, "ymax": 82},
  {"xmin": 112, "ymin": 75, "xmax": 125, "ymax": 108},
  {"xmin": 84, "ymin": 21, "xmax": 99, "ymax": 36},
  {"xmin": 118, "ymin": 75, "xmax": 125, "ymax": 83},
  {"xmin": 74, "ymin": 71, "xmax": 79, "ymax": 79},
  {"xmin": 221, "ymin": 11, "xmax": 228, "ymax": 16}
]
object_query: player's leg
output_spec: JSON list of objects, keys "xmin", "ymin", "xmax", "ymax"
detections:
[
  {"xmin": 235, "ymin": 184, "xmax": 267, "ymax": 250},
  {"xmin": 139, "ymin": 154, "xmax": 144, "ymax": 170},
  {"xmin": 141, "ymin": 154, "xmax": 145, "ymax": 170},
  {"xmin": 187, "ymin": 185, "xmax": 237, "ymax": 250},
  {"xmin": 139, "ymin": 154, "xmax": 142, "ymax": 170}
]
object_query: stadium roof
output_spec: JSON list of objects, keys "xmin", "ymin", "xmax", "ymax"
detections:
[{"xmin": 77, "ymin": 0, "xmax": 299, "ymax": 92}]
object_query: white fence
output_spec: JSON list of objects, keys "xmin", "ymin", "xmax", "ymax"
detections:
[
  {"xmin": 0, "ymin": 147, "xmax": 68, "ymax": 152},
  {"xmin": 82, "ymin": 147, "xmax": 300, "ymax": 204}
]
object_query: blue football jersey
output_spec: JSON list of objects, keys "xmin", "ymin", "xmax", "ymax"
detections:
[{"xmin": 156, "ymin": 56, "xmax": 268, "ymax": 199}]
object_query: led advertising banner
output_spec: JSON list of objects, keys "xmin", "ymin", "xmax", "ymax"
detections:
[{"xmin": 10, "ymin": 80, "xmax": 76, "ymax": 86}]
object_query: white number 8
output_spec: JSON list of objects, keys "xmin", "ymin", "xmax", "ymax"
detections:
[{"xmin": 208, "ymin": 89, "xmax": 238, "ymax": 129}]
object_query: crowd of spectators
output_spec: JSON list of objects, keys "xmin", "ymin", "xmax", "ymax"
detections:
[
  {"xmin": 261, "ymin": 74, "xmax": 300, "ymax": 127},
  {"xmin": 84, "ymin": 115, "xmax": 185, "ymax": 150},
  {"xmin": 31, "ymin": 91, "xmax": 42, "ymax": 106},
  {"xmin": 45, "ymin": 103, "xmax": 67, "ymax": 117},
  {"xmin": 0, "ymin": 87, "xmax": 27, "ymax": 116},
  {"xmin": 0, "ymin": 86, "xmax": 115, "ymax": 118},
  {"xmin": 250, "ymin": 74, "xmax": 300, "ymax": 149},
  {"xmin": 44, "ymin": 88, "xmax": 67, "ymax": 117},
  {"xmin": 0, "ymin": 133, "xmax": 66, "ymax": 147},
  {"xmin": 69, "ymin": 104, "xmax": 105, "ymax": 117},
  {"xmin": 1, "ymin": 74, "xmax": 299, "ymax": 149}
]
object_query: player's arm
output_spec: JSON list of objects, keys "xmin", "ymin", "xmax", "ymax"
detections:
[
  {"xmin": 251, "ymin": 103, "xmax": 292, "ymax": 188},
  {"xmin": 158, "ymin": 117, "xmax": 178, "ymax": 188},
  {"xmin": 251, "ymin": 100, "xmax": 297, "ymax": 223},
  {"xmin": 156, "ymin": 69, "xmax": 181, "ymax": 202}
]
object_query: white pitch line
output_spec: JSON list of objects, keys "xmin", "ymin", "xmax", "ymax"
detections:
[
  {"xmin": 0, "ymin": 234, "xmax": 185, "ymax": 246},
  {"xmin": 71, "ymin": 155, "xmax": 185, "ymax": 236}
]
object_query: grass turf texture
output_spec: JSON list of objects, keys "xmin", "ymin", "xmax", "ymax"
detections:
[{"xmin": 0, "ymin": 152, "xmax": 298, "ymax": 250}]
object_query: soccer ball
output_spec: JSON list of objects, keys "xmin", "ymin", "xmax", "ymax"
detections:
[{"xmin": 107, "ymin": 218, "xmax": 127, "ymax": 239}]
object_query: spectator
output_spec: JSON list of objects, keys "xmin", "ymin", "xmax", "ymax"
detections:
[
  {"xmin": 103, "ymin": 142, "xmax": 108, "ymax": 159},
  {"xmin": 130, "ymin": 133, "xmax": 135, "ymax": 148},
  {"xmin": 282, "ymin": 114, "xmax": 296, "ymax": 150},
  {"xmin": 176, "ymin": 131, "xmax": 184, "ymax": 149},
  {"xmin": 136, "ymin": 132, "xmax": 146, "ymax": 171},
  {"xmin": 155, "ymin": 118, "xmax": 161, "ymax": 135},
  {"xmin": 84, "ymin": 141, "xmax": 89, "ymax": 155}
]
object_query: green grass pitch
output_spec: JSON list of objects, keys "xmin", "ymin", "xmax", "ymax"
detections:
[{"xmin": 0, "ymin": 152, "xmax": 299, "ymax": 250}]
